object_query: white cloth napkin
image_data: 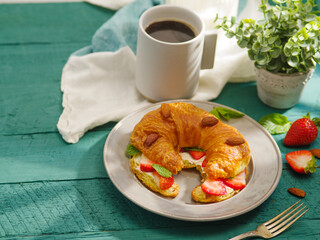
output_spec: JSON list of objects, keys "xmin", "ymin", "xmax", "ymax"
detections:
[
  {"xmin": 84, "ymin": 0, "xmax": 135, "ymax": 10},
  {"xmin": 57, "ymin": 0, "xmax": 260, "ymax": 143}
]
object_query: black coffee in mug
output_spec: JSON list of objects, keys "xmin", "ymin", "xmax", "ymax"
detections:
[{"xmin": 145, "ymin": 20, "xmax": 196, "ymax": 43}]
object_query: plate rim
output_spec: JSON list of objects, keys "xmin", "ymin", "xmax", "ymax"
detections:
[{"xmin": 103, "ymin": 99, "xmax": 282, "ymax": 221}]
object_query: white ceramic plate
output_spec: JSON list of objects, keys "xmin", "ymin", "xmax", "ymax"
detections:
[{"xmin": 103, "ymin": 100, "xmax": 282, "ymax": 221}]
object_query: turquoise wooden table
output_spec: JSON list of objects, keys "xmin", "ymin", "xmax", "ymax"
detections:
[{"xmin": 0, "ymin": 2, "xmax": 319, "ymax": 239}]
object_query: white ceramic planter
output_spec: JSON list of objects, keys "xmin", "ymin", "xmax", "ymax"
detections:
[{"xmin": 254, "ymin": 68, "xmax": 314, "ymax": 109}]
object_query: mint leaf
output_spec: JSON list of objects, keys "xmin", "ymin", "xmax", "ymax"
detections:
[
  {"xmin": 210, "ymin": 108, "xmax": 221, "ymax": 120},
  {"xmin": 184, "ymin": 147, "xmax": 205, "ymax": 152},
  {"xmin": 125, "ymin": 144, "xmax": 141, "ymax": 156},
  {"xmin": 258, "ymin": 113, "xmax": 292, "ymax": 134},
  {"xmin": 152, "ymin": 164, "xmax": 172, "ymax": 178},
  {"xmin": 210, "ymin": 107, "xmax": 244, "ymax": 121}
]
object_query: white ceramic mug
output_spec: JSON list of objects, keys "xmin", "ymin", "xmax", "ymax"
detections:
[{"xmin": 135, "ymin": 5, "xmax": 217, "ymax": 102}]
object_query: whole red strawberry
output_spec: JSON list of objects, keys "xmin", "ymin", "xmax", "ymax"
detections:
[{"xmin": 284, "ymin": 113, "xmax": 319, "ymax": 147}]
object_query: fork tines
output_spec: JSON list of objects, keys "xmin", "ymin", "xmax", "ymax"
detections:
[{"xmin": 264, "ymin": 200, "xmax": 309, "ymax": 236}]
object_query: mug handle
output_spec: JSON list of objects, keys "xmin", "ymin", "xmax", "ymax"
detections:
[{"xmin": 201, "ymin": 30, "xmax": 217, "ymax": 69}]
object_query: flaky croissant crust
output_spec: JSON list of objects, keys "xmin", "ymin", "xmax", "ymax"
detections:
[{"xmin": 130, "ymin": 102, "xmax": 251, "ymax": 179}]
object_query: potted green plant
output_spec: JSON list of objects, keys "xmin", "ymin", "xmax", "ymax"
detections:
[{"xmin": 214, "ymin": 0, "xmax": 320, "ymax": 109}]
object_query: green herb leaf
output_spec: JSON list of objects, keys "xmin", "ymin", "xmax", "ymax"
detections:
[
  {"xmin": 152, "ymin": 164, "xmax": 172, "ymax": 178},
  {"xmin": 125, "ymin": 144, "xmax": 141, "ymax": 156},
  {"xmin": 210, "ymin": 108, "xmax": 221, "ymax": 120},
  {"xmin": 184, "ymin": 147, "xmax": 205, "ymax": 152},
  {"xmin": 210, "ymin": 107, "xmax": 244, "ymax": 121},
  {"xmin": 258, "ymin": 113, "xmax": 292, "ymax": 134}
]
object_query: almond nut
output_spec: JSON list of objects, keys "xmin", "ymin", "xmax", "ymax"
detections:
[
  {"xmin": 201, "ymin": 117, "xmax": 219, "ymax": 127},
  {"xmin": 288, "ymin": 188, "xmax": 306, "ymax": 198},
  {"xmin": 310, "ymin": 149, "xmax": 320, "ymax": 159},
  {"xmin": 161, "ymin": 103, "xmax": 171, "ymax": 118},
  {"xmin": 225, "ymin": 137, "xmax": 245, "ymax": 146},
  {"xmin": 144, "ymin": 133, "xmax": 159, "ymax": 147}
]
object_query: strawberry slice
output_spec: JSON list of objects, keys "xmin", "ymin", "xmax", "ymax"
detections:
[
  {"xmin": 188, "ymin": 150, "xmax": 205, "ymax": 160},
  {"xmin": 224, "ymin": 170, "xmax": 246, "ymax": 190},
  {"xmin": 285, "ymin": 150, "xmax": 317, "ymax": 174},
  {"xmin": 140, "ymin": 156, "xmax": 156, "ymax": 172},
  {"xmin": 153, "ymin": 171, "xmax": 174, "ymax": 190},
  {"xmin": 201, "ymin": 158, "xmax": 208, "ymax": 168},
  {"xmin": 201, "ymin": 178, "xmax": 226, "ymax": 196}
]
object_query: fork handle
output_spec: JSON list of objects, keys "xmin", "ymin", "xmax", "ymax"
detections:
[{"xmin": 229, "ymin": 230, "xmax": 261, "ymax": 240}]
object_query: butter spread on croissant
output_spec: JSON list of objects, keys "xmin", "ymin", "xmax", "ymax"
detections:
[{"xmin": 129, "ymin": 102, "xmax": 251, "ymax": 202}]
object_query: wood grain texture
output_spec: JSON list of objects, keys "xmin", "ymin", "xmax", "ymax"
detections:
[
  {"xmin": 0, "ymin": 2, "xmax": 115, "ymax": 136},
  {"xmin": 0, "ymin": 1, "xmax": 319, "ymax": 184},
  {"xmin": 0, "ymin": 2, "xmax": 114, "ymax": 45},
  {"xmin": 1, "ymin": 2, "xmax": 320, "ymax": 240},
  {"xmin": 0, "ymin": 169, "xmax": 319, "ymax": 239},
  {"xmin": 0, "ymin": 2, "xmax": 116, "ymax": 183},
  {"xmin": 0, "ymin": 129, "xmax": 115, "ymax": 183}
]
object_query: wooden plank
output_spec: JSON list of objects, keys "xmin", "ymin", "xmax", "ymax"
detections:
[
  {"xmin": 0, "ymin": 2, "xmax": 319, "ymax": 240},
  {"xmin": 0, "ymin": 169, "xmax": 319, "ymax": 239},
  {"xmin": 3, "ymin": 224, "xmax": 320, "ymax": 240},
  {"xmin": 0, "ymin": 42, "xmax": 88, "ymax": 135},
  {"xmin": 0, "ymin": 129, "xmax": 116, "ymax": 183},
  {"xmin": 0, "ymin": 2, "xmax": 115, "ymax": 45},
  {"xmin": 0, "ymin": 2, "xmax": 115, "ymax": 135}
]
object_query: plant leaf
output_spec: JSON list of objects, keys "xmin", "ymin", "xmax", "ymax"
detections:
[
  {"xmin": 184, "ymin": 147, "xmax": 205, "ymax": 152},
  {"xmin": 258, "ymin": 113, "xmax": 292, "ymax": 134},
  {"xmin": 226, "ymin": 30, "xmax": 235, "ymax": 38},
  {"xmin": 238, "ymin": 38, "xmax": 249, "ymax": 48},
  {"xmin": 288, "ymin": 55, "xmax": 300, "ymax": 67},
  {"xmin": 266, "ymin": 59, "xmax": 282, "ymax": 71},
  {"xmin": 215, "ymin": 0, "xmax": 319, "ymax": 74},
  {"xmin": 152, "ymin": 164, "xmax": 172, "ymax": 178},
  {"xmin": 305, "ymin": 14, "xmax": 317, "ymax": 22},
  {"xmin": 210, "ymin": 107, "xmax": 244, "ymax": 121},
  {"xmin": 126, "ymin": 144, "xmax": 141, "ymax": 156},
  {"xmin": 214, "ymin": 13, "xmax": 219, "ymax": 22},
  {"xmin": 210, "ymin": 108, "xmax": 221, "ymax": 120},
  {"xmin": 256, "ymin": 52, "xmax": 270, "ymax": 65},
  {"xmin": 270, "ymin": 46, "xmax": 281, "ymax": 58},
  {"xmin": 231, "ymin": 16, "xmax": 236, "ymax": 26},
  {"xmin": 248, "ymin": 49, "xmax": 255, "ymax": 60}
]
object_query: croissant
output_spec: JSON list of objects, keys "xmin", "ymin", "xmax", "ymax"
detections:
[{"xmin": 129, "ymin": 102, "xmax": 251, "ymax": 201}]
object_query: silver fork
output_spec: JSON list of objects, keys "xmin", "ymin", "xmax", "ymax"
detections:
[{"xmin": 230, "ymin": 200, "xmax": 309, "ymax": 239}]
